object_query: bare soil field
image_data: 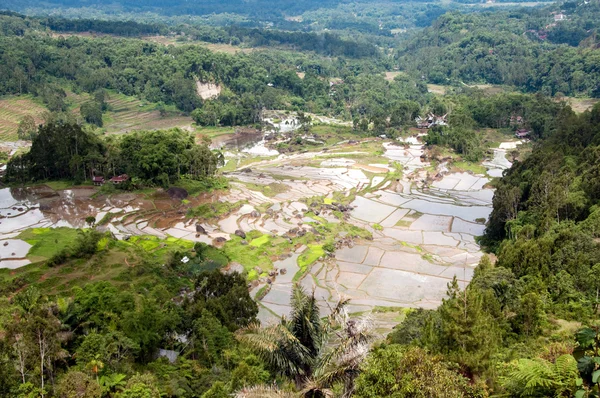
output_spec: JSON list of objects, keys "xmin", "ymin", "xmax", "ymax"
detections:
[{"xmin": 196, "ymin": 81, "xmax": 222, "ymax": 100}]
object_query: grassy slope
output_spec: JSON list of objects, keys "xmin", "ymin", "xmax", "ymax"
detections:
[{"xmin": 0, "ymin": 228, "xmax": 194, "ymax": 296}]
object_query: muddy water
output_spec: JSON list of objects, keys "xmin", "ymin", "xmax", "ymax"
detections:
[
  {"xmin": 0, "ymin": 185, "xmax": 217, "ymax": 242},
  {"xmin": 210, "ymin": 131, "xmax": 264, "ymax": 151}
]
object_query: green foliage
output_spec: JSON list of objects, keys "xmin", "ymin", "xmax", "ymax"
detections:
[
  {"xmin": 16, "ymin": 115, "xmax": 37, "ymax": 140},
  {"xmin": 191, "ymin": 310, "xmax": 233, "ymax": 365},
  {"xmin": 398, "ymin": 10, "xmax": 600, "ymax": 97},
  {"xmin": 387, "ymin": 308, "xmax": 436, "ymax": 346},
  {"xmin": 6, "ymin": 126, "xmax": 220, "ymax": 187},
  {"xmin": 186, "ymin": 270, "xmax": 258, "ymax": 331},
  {"xmin": 237, "ymin": 285, "xmax": 374, "ymax": 396},
  {"xmin": 80, "ymin": 100, "xmax": 104, "ymax": 127},
  {"xmin": 187, "ymin": 200, "xmax": 245, "ymax": 220},
  {"xmin": 425, "ymin": 126, "xmax": 485, "ymax": 162},
  {"xmin": 355, "ymin": 345, "xmax": 486, "ymax": 398},
  {"xmin": 117, "ymin": 374, "xmax": 161, "ymax": 398},
  {"xmin": 486, "ymin": 103, "xmax": 600, "ymax": 249},
  {"xmin": 6, "ymin": 123, "xmax": 105, "ymax": 182},
  {"xmin": 501, "ymin": 355, "xmax": 579, "ymax": 397},
  {"xmin": 56, "ymin": 371, "xmax": 102, "ymax": 398}
]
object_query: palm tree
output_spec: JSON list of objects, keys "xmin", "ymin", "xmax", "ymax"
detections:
[{"xmin": 236, "ymin": 285, "xmax": 374, "ymax": 397}]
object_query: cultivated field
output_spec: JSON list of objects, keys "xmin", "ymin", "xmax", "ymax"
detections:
[
  {"xmin": 565, "ymin": 97, "xmax": 600, "ymax": 113},
  {"xmin": 102, "ymin": 93, "xmax": 194, "ymax": 134},
  {"xmin": 426, "ymin": 84, "xmax": 449, "ymax": 95},
  {"xmin": 0, "ymin": 96, "xmax": 47, "ymax": 141},
  {"xmin": 142, "ymin": 36, "xmax": 254, "ymax": 54}
]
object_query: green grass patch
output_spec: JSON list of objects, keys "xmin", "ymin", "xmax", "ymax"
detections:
[
  {"xmin": 421, "ymin": 253, "xmax": 435, "ymax": 263},
  {"xmin": 451, "ymin": 161, "xmax": 487, "ymax": 175},
  {"xmin": 18, "ymin": 227, "xmax": 80, "ymax": 262},
  {"xmin": 195, "ymin": 126, "xmax": 236, "ymax": 138},
  {"xmin": 173, "ymin": 176, "xmax": 229, "ymax": 196},
  {"xmin": 222, "ymin": 236, "xmax": 274, "ymax": 277},
  {"xmin": 304, "ymin": 211, "xmax": 326, "ymax": 223},
  {"xmin": 254, "ymin": 284, "xmax": 270, "ymax": 300},
  {"xmin": 187, "ymin": 200, "xmax": 246, "ymax": 220},
  {"xmin": 249, "ymin": 234, "xmax": 270, "ymax": 247},
  {"xmin": 3, "ymin": 228, "xmax": 196, "ymax": 297},
  {"xmin": 237, "ymin": 181, "xmax": 289, "ymax": 198},
  {"xmin": 44, "ymin": 180, "xmax": 78, "ymax": 190},
  {"xmin": 395, "ymin": 220, "xmax": 412, "ymax": 228},
  {"xmin": 97, "ymin": 211, "xmax": 122, "ymax": 226},
  {"xmin": 220, "ymin": 155, "xmax": 277, "ymax": 173},
  {"xmin": 221, "ymin": 221, "xmax": 372, "ymax": 283},
  {"xmin": 298, "ymin": 244, "xmax": 324, "ymax": 269}
]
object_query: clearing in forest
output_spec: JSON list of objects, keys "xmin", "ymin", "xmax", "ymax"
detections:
[
  {"xmin": 426, "ymin": 84, "xmax": 448, "ymax": 95},
  {"xmin": 385, "ymin": 71, "xmax": 405, "ymax": 81}
]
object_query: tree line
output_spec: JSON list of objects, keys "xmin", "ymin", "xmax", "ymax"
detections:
[{"xmin": 4, "ymin": 124, "xmax": 223, "ymax": 187}]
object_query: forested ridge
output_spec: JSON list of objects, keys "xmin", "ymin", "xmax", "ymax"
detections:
[
  {"xmin": 397, "ymin": 1, "xmax": 600, "ymax": 97},
  {"xmin": 0, "ymin": 11, "xmax": 435, "ymax": 128}
]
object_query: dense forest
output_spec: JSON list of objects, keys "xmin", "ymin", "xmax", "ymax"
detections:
[
  {"xmin": 5, "ymin": 125, "xmax": 223, "ymax": 187},
  {"xmin": 0, "ymin": 0, "xmax": 546, "ymax": 22}
]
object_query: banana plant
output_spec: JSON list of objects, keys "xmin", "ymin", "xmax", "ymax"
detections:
[{"xmin": 575, "ymin": 326, "xmax": 600, "ymax": 397}]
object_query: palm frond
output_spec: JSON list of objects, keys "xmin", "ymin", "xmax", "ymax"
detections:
[
  {"xmin": 236, "ymin": 322, "xmax": 312, "ymax": 377},
  {"xmin": 300, "ymin": 379, "xmax": 335, "ymax": 398},
  {"xmin": 235, "ymin": 384, "xmax": 298, "ymax": 398},
  {"xmin": 289, "ymin": 285, "xmax": 324, "ymax": 357},
  {"xmin": 313, "ymin": 315, "xmax": 375, "ymax": 394}
]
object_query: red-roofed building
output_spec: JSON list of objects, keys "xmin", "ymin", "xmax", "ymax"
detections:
[
  {"xmin": 515, "ymin": 129, "xmax": 531, "ymax": 139},
  {"xmin": 92, "ymin": 176, "xmax": 105, "ymax": 186},
  {"xmin": 109, "ymin": 174, "xmax": 129, "ymax": 184}
]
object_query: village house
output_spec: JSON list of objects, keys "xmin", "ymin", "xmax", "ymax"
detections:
[
  {"xmin": 92, "ymin": 176, "xmax": 105, "ymax": 186},
  {"xmin": 109, "ymin": 174, "xmax": 129, "ymax": 184},
  {"xmin": 515, "ymin": 128, "xmax": 531, "ymax": 139}
]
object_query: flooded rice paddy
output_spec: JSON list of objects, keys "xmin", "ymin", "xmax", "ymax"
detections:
[{"xmin": 0, "ymin": 130, "xmax": 519, "ymax": 322}]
